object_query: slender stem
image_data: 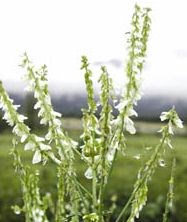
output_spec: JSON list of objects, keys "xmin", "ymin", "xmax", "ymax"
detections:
[
  {"xmin": 115, "ymin": 135, "xmax": 166, "ymax": 222},
  {"xmin": 55, "ymin": 166, "xmax": 66, "ymax": 221},
  {"xmin": 98, "ymin": 77, "xmax": 110, "ymax": 220},
  {"xmin": 116, "ymin": 193, "xmax": 134, "ymax": 222},
  {"xmin": 162, "ymin": 158, "xmax": 176, "ymax": 222},
  {"xmin": 72, "ymin": 146, "xmax": 90, "ymax": 164},
  {"xmin": 98, "ymin": 137, "xmax": 108, "ymax": 221},
  {"xmin": 44, "ymin": 151, "xmax": 61, "ymax": 165},
  {"xmin": 92, "ymin": 157, "xmax": 97, "ymax": 211},
  {"xmin": 76, "ymin": 178, "xmax": 92, "ymax": 199}
]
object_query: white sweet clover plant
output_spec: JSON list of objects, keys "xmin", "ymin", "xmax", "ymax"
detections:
[
  {"xmin": 116, "ymin": 109, "xmax": 183, "ymax": 222},
  {"xmin": 0, "ymin": 4, "xmax": 183, "ymax": 222}
]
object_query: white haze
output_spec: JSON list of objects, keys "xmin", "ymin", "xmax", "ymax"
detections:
[{"xmin": 0, "ymin": 0, "xmax": 187, "ymax": 97}]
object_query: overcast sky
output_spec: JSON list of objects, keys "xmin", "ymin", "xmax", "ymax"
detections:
[{"xmin": 0, "ymin": 0, "xmax": 187, "ymax": 96}]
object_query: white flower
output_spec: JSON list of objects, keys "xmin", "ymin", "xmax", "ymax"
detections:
[
  {"xmin": 53, "ymin": 119, "xmax": 61, "ymax": 127},
  {"xmin": 115, "ymin": 100, "xmax": 129, "ymax": 111},
  {"xmin": 9, "ymin": 98, "xmax": 14, "ymax": 104},
  {"xmin": 12, "ymin": 125, "xmax": 26, "ymax": 137},
  {"xmin": 34, "ymin": 136, "xmax": 45, "ymax": 142},
  {"xmin": 45, "ymin": 131, "xmax": 52, "ymax": 140},
  {"xmin": 32, "ymin": 150, "xmax": 42, "ymax": 164},
  {"xmin": 128, "ymin": 108, "xmax": 138, "ymax": 117},
  {"xmin": 3, "ymin": 112, "xmax": 14, "ymax": 126},
  {"xmin": 133, "ymin": 154, "xmax": 141, "ymax": 160},
  {"xmin": 18, "ymin": 115, "xmax": 27, "ymax": 123},
  {"xmin": 12, "ymin": 205, "xmax": 21, "ymax": 215},
  {"xmin": 32, "ymin": 208, "xmax": 44, "ymax": 222},
  {"xmin": 160, "ymin": 112, "xmax": 168, "ymax": 121},
  {"xmin": 70, "ymin": 139, "xmax": 78, "ymax": 147},
  {"xmin": 24, "ymin": 85, "xmax": 33, "ymax": 92},
  {"xmin": 44, "ymin": 95, "xmax": 51, "ymax": 105},
  {"xmin": 168, "ymin": 122, "xmax": 174, "ymax": 135},
  {"xmin": 34, "ymin": 90, "xmax": 40, "ymax": 99},
  {"xmin": 38, "ymin": 80, "xmax": 46, "ymax": 89},
  {"xmin": 13, "ymin": 105, "xmax": 20, "ymax": 110},
  {"xmin": 107, "ymin": 148, "xmax": 116, "ymax": 162},
  {"xmin": 84, "ymin": 167, "xmax": 93, "ymax": 179},
  {"xmin": 40, "ymin": 143, "xmax": 51, "ymax": 151},
  {"xmin": 53, "ymin": 111, "xmax": 61, "ymax": 118},
  {"xmin": 124, "ymin": 117, "xmax": 136, "ymax": 134},
  {"xmin": 107, "ymin": 143, "xmax": 118, "ymax": 163},
  {"xmin": 0, "ymin": 102, "xmax": 3, "ymax": 109},
  {"xmin": 38, "ymin": 108, "xmax": 45, "ymax": 117},
  {"xmin": 60, "ymin": 139, "xmax": 69, "ymax": 147},
  {"xmin": 1, "ymin": 104, "xmax": 8, "ymax": 112},
  {"xmin": 34, "ymin": 101, "xmax": 41, "ymax": 110},
  {"xmin": 165, "ymin": 138, "xmax": 173, "ymax": 149},
  {"xmin": 24, "ymin": 141, "xmax": 35, "ymax": 151},
  {"xmin": 21, "ymin": 134, "xmax": 28, "ymax": 143},
  {"xmin": 40, "ymin": 118, "xmax": 47, "ymax": 125},
  {"xmin": 160, "ymin": 109, "xmax": 183, "ymax": 129},
  {"xmin": 173, "ymin": 118, "xmax": 183, "ymax": 128}
]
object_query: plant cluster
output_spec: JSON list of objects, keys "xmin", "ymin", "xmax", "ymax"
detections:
[{"xmin": 0, "ymin": 4, "xmax": 183, "ymax": 222}]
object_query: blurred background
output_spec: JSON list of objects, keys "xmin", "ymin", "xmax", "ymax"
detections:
[{"xmin": 0, "ymin": 0, "xmax": 187, "ymax": 221}]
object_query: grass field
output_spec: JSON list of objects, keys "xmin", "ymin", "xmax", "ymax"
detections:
[{"xmin": 0, "ymin": 122, "xmax": 187, "ymax": 222}]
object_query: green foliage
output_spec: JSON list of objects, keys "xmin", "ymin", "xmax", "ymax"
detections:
[
  {"xmin": 0, "ymin": 3, "xmax": 184, "ymax": 222},
  {"xmin": 1, "ymin": 133, "xmax": 187, "ymax": 222}
]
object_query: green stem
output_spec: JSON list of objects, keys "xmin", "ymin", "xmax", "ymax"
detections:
[
  {"xmin": 72, "ymin": 146, "xmax": 90, "ymax": 164},
  {"xmin": 98, "ymin": 137, "xmax": 108, "ymax": 221},
  {"xmin": 92, "ymin": 157, "xmax": 97, "ymax": 211},
  {"xmin": 115, "ymin": 134, "xmax": 166, "ymax": 222},
  {"xmin": 162, "ymin": 158, "xmax": 176, "ymax": 222}
]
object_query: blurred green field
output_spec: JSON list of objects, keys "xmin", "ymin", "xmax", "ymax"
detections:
[{"xmin": 0, "ymin": 122, "xmax": 187, "ymax": 222}]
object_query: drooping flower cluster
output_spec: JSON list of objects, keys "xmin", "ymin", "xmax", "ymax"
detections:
[
  {"xmin": 0, "ymin": 81, "xmax": 60, "ymax": 165},
  {"xmin": 159, "ymin": 108, "xmax": 183, "ymax": 149},
  {"xmin": 160, "ymin": 108, "xmax": 183, "ymax": 130},
  {"xmin": 21, "ymin": 53, "xmax": 77, "ymax": 160}
]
